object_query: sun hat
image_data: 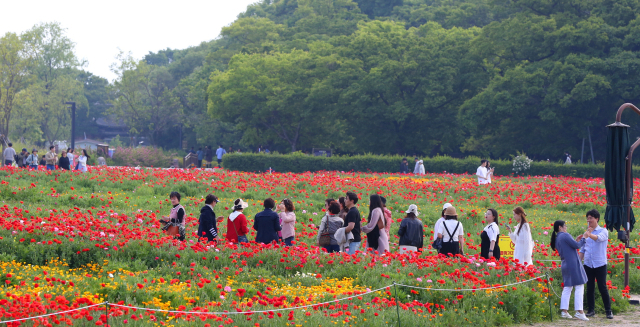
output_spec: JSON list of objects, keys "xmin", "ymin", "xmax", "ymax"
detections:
[
  {"xmin": 444, "ymin": 206, "xmax": 457, "ymax": 216},
  {"xmin": 406, "ymin": 204, "xmax": 419, "ymax": 216},
  {"xmin": 234, "ymin": 198, "xmax": 249, "ymax": 209},
  {"xmin": 442, "ymin": 203, "xmax": 452, "ymax": 210}
]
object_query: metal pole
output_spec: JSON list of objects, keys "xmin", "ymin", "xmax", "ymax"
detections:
[
  {"xmin": 105, "ymin": 301, "xmax": 109, "ymax": 326},
  {"xmin": 545, "ymin": 272, "xmax": 553, "ymax": 321},
  {"xmin": 393, "ymin": 283, "xmax": 401, "ymax": 327},
  {"xmin": 624, "ymin": 137, "xmax": 640, "ymax": 288},
  {"xmin": 588, "ymin": 126, "xmax": 595, "ymax": 164},
  {"xmin": 581, "ymin": 138, "xmax": 585, "ymax": 164}
]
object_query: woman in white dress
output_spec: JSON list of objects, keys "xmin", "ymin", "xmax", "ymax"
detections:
[
  {"xmin": 77, "ymin": 149, "xmax": 90, "ymax": 173},
  {"xmin": 506, "ymin": 206, "xmax": 534, "ymax": 266}
]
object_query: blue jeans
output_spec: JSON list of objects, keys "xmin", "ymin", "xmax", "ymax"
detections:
[
  {"xmin": 346, "ymin": 242, "xmax": 361, "ymax": 255},
  {"xmin": 323, "ymin": 244, "xmax": 340, "ymax": 253},
  {"xmin": 284, "ymin": 236, "xmax": 294, "ymax": 246},
  {"xmin": 46, "ymin": 164, "xmax": 55, "ymax": 170},
  {"xmin": 30, "ymin": 165, "xmax": 38, "ymax": 170}
]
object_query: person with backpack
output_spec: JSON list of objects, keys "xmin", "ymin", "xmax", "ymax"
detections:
[
  {"xmin": 437, "ymin": 206, "xmax": 464, "ymax": 256},
  {"xmin": 26, "ymin": 149, "xmax": 39, "ymax": 170},
  {"xmin": 226, "ymin": 198, "xmax": 250, "ymax": 243},
  {"xmin": 316, "ymin": 201, "xmax": 344, "ymax": 253}
]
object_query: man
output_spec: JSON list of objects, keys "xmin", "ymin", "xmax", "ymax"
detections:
[
  {"xmin": 580, "ymin": 209, "xmax": 613, "ymax": 319},
  {"xmin": 44, "ymin": 146, "xmax": 57, "ymax": 170},
  {"xmin": 253, "ymin": 198, "xmax": 281, "ymax": 244},
  {"xmin": 16, "ymin": 148, "xmax": 28, "ymax": 168},
  {"xmin": 197, "ymin": 194, "xmax": 224, "ymax": 243},
  {"xmin": 3, "ymin": 142, "xmax": 16, "ymax": 167},
  {"xmin": 477, "ymin": 160, "xmax": 489, "ymax": 185},
  {"xmin": 189, "ymin": 147, "xmax": 196, "ymax": 155},
  {"xmin": 400, "ymin": 158, "xmax": 409, "ymax": 174},
  {"xmin": 216, "ymin": 145, "xmax": 227, "ymax": 168},
  {"xmin": 196, "ymin": 147, "xmax": 204, "ymax": 168},
  {"xmin": 343, "ymin": 191, "xmax": 361, "ymax": 255}
]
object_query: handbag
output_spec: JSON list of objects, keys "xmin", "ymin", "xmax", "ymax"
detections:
[
  {"xmin": 318, "ymin": 217, "xmax": 332, "ymax": 247},
  {"xmin": 166, "ymin": 225, "xmax": 180, "ymax": 236},
  {"xmin": 431, "ymin": 238, "xmax": 442, "ymax": 250}
]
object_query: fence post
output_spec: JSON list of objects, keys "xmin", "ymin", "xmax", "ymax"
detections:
[
  {"xmin": 393, "ymin": 282, "xmax": 401, "ymax": 327},
  {"xmin": 105, "ymin": 301, "xmax": 109, "ymax": 326},
  {"xmin": 545, "ymin": 273, "xmax": 552, "ymax": 321}
]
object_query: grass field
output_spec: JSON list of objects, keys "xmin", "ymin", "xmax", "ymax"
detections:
[{"xmin": 0, "ymin": 167, "xmax": 637, "ymax": 326}]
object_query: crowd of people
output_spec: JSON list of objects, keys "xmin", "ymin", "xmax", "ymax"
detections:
[{"xmin": 2, "ymin": 143, "xmax": 90, "ymax": 172}]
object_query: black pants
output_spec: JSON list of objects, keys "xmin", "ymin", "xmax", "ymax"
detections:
[{"xmin": 584, "ymin": 264, "xmax": 611, "ymax": 312}]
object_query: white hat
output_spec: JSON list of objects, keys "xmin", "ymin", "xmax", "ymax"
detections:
[
  {"xmin": 406, "ymin": 204, "xmax": 419, "ymax": 216},
  {"xmin": 442, "ymin": 203, "xmax": 452, "ymax": 210},
  {"xmin": 234, "ymin": 199, "xmax": 249, "ymax": 210}
]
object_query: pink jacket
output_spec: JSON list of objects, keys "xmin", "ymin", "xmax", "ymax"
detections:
[{"xmin": 279, "ymin": 211, "xmax": 296, "ymax": 239}]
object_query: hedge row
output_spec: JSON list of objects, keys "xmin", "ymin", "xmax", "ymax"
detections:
[{"xmin": 222, "ymin": 153, "xmax": 615, "ymax": 178}]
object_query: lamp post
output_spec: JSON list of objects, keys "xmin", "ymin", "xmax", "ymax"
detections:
[{"xmin": 65, "ymin": 102, "xmax": 76, "ymax": 150}]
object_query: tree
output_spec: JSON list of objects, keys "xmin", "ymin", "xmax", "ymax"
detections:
[{"xmin": 0, "ymin": 32, "xmax": 32, "ymax": 149}]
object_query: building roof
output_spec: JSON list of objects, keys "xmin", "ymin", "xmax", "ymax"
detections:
[{"xmin": 75, "ymin": 139, "xmax": 108, "ymax": 146}]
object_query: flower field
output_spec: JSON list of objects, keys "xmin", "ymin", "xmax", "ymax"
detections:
[{"xmin": 0, "ymin": 167, "xmax": 638, "ymax": 326}]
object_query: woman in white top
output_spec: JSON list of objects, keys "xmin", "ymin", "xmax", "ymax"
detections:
[
  {"xmin": 437, "ymin": 206, "xmax": 464, "ymax": 256},
  {"xmin": 413, "ymin": 158, "xmax": 425, "ymax": 175},
  {"xmin": 77, "ymin": 149, "xmax": 90, "ymax": 173},
  {"xmin": 506, "ymin": 206, "xmax": 534, "ymax": 266},
  {"xmin": 433, "ymin": 203, "xmax": 452, "ymax": 241},
  {"xmin": 486, "ymin": 161, "xmax": 494, "ymax": 184},
  {"xmin": 481, "ymin": 208, "xmax": 500, "ymax": 260}
]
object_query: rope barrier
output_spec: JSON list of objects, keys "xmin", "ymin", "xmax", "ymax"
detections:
[
  {"xmin": 536, "ymin": 257, "xmax": 640, "ymax": 262},
  {"xmin": 0, "ymin": 303, "xmax": 105, "ymax": 324},
  {"xmin": 395, "ymin": 274, "xmax": 543, "ymax": 292}
]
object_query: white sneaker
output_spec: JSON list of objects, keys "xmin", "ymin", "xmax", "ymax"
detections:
[
  {"xmin": 574, "ymin": 313, "xmax": 589, "ymax": 321},
  {"xmin": 560, "ymin": 311, "xmax": 573, "ymax": 319}
]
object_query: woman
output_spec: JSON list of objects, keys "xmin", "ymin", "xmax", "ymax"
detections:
[
  {"xmin": 550, "ymin": 220, "xmax": 589, "ymax": 321},
  {"xmin": 197, "ymin": 194, "xmax": 224, "ymax": 243},
  {"xmin": 67, "ymin": 148, "xmax": 75, "ymax": 170},
  {"xmin": 58, "ymin": 151, "xmax": 70, "ymax": 170},
  {"xmin": 316, "ymin": 201, "xmax": 344, "ymax": 253},
  {"xmin": 398, "ymin": 204, "xmax": 423, "ymax": 254},
  {"xmin": 338, "ymin": 197, "xmax": 348, "ymax": 219},
  {"xmin": 77, "ymin": 149, "xmax": 90, "ymax": 173},
  {"xmin": 414, "ymin": 158, "xmax": 425, "ymax": 175},
  {"xmin": 361, "ymin": 194, "xmax": 389, "ymax": 255},
  {"xmin": 486, "ymin": 161, "xmax": 494, "ymax": 184},
  {"xmin": 26, "ymin": 149, "xmax": 38, "ymax": 170},
  {"xmin": 507, "ymin": 206, "xmax": 534, "ymax": 266},
  {"xmin": 480, "ymin": 208, "xmax": 500, "ymax": 260},
  {"xmin": 226, "ymin": 198, "xmax": 249, "ymax": 243},
  {"xmin": 159, "ymin": 192, "xmax": 186, "ymax": 241},
  {"xmin": 278, "ymin": 199, "xmax": 296, "ymax": 246},
  {"xmin": 253, "ymin": 198, "xmax": 281, "ymax": 245},
  {"xmin": 437, "ymin": 206, "xmax": 464, "ymax": 256},
  {"xmin": 381, "ymin": 197, "xmax": 393, "ymax": 238},
  {"xmin": 433, "ymin": 203, "xmax": 452, "ymax": 241}
]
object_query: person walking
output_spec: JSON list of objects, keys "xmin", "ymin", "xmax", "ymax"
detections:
[
  {"xmin": 437, "ymin": 206, "xmax": 464, "ymax": 256},
  {"xmin": 398, "ymin": 204, "xmax": 423, "ymax": 254},
  {"xmin": 44, "ymin": 146, "xmax": 57, "ymax": 170},
  {"xmin": 197, "ymin": 147, "xmax": 204, "ymax": 168},
  {"xmin": 278, "ymin": 199, "xmax": 296, "ymax": 246},
  {"xmin": 16, "ymin": 148, "xmax": 28, "ymax": 168},
  {"xmin": 77, "ymin": 149, "xmax": 90, "ymax": 172},
  {"xmin": 550, "ymin": 220, "xmax": 589, "ymax": 321},
  {"xmin": 226, "ymin": 198, "xmax": 249, "ymax": 243},
  {"xmin": 253, "ymin": 198, "xmax": 281, "ymax": 245},
  {"xmin": 58, "ymin": 151, "xmax": 70, "ymax": 170},
  {"xmin": 400, "ymin": 158, "xmax": 409, "ymax": 174},
  {"xmin": 433, "ymin": 203, "xmax": 452, "ymax": 241},
  {"xmin": 197, "ymin": 194, "xmax": 224, "ymax": 243},
  {"xmin": 159, "ymin": 192, "xmax": 187, "ymax": 241},
  {"xmin": 480, "ymin": 208, "xmax": 501, "ymax": 260},
  {"xmin": 3, "ymin": 142, "xmax": 16, "ymax": 167},
  {"xmin": 413, "ymin": 157, "xmax": 425, "ymax": 175},
  {"xmin": 580, "ymin": 209, "xmax": 613, "ymax": 319},
  {"xmin": 215, "ymin": 145, "xmax": 226, "ymax": 168},
  {"xmin": 343, "ymin": 192, "xmax": 362, "ymax": 255},
  {"xmin": 26, "ymin": 149, "xmax": 39, "ymax": 170},
  {"xmin": 506, "ymin": 206, "xmax": 534, "ymax": 266},
  {"xmin": 316, "ymin": 201, "xmax": 344, "ymax": 253},
  {"xmin": 361, "ymin": 194, "xmax": 389, "ymax": 255},
  {"xmin": 477, "ymin": 160, "xmax": 489, "ymax": 185},
  {"xmin": 205, "ymin": 146, "xmax": 213, "ymax": 168}
]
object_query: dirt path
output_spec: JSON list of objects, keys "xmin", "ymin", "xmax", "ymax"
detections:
[{"xmin": 525, "ymin": 295, "xmax": 640, "ymax": 326}]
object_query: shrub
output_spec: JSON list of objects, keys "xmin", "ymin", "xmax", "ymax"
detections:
[{"xmin": 110, "ymin": 147, "xmax": 175, "ymax": 168}]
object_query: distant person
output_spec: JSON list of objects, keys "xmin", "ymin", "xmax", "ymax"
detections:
[
  {"xmin": 361, "ymin": 194, "xmax": 389, "ymax": 255},
  {"xmin": 196, "ymin": 147, "xmax": 204, "ymax": 168},
  {"xmin": 506, "ymin": 206, "xmax": 534, "ymax": 266},
  {"xmin": 205, "ymin": 146, "xmax": 213, "ymax": 168},
  {"xmin": 564, "ymin": 152, "xmax": 572, "ymax": 165},
  {"xmin": 550, "ymin": 220, "xmax": 589, "ymax": 321},
  {"xmin": 580, "ymin": 209, "xmax": 613, "ymax": 319},
  {"xmin": 343, "ymin": 191, "xmax": 361, "ymax": 255},
  {"xmin": 226, "ymin": 198, "xmax": 249, "ymax": 243},
  {"xmin": 3, "ymin": 142, "xmax": 16, "ymax": 167},
  {"xmin": 316, "ymin": 201, "xmax": 344, "ymax": 253},
  {"xmin": 159, "ymin": 191, "xmax": 186, "ymax": 241},
  {"xmin": 197, "ymin": 194, "xmax": 224, "ymax": 243},
  {"xmin": 67, "ymin": 149, "xmax": 75, "ymax": 170},
  {"xmin": 264, "ymin": 148, "xmax": 270, "ymax": 154},
  {"xmin": 398, "ymin": 204, "xmax": 423, "ymax": 254},
  {"xmin": 58, "ymin": 151, "xmax": 70, "ymax": 170},
  {"xmin": 77, "ymin": 149, "xmax": 89, "ymax": 173},
  {"xmin": 216, "ymin": 145, "xmax": 226, "ymax": 168},
  {"xmin": 277, "ymin": 199, "xmax": 296, "ymax": 246},
  {"xmin": 189, "ymin": 147, "xmax": 196, "ymax": 154},
  {"xmin": 253, "ymin": 198, "xmax": 281, "ymax": 245},
  {"xmin": 437, "ymin": 206, "xmax": 464, "ymax": 256},
  {"xmin": 476, "ymin": 160, "xmax": 489, "ymax": 185},
  {"xmin": 481, "ymin": 208, "xmax": 500, "ymax": 260},
  {"xmin": 413, "ymin": 157, "xmax": 425, "ymax": 175},
  {"xmin": 400, "ymin": 158, "xmax": 409, "ymax": 174},
  {"xmin": 16, "ymin": 148, "xmax": 28, "ymax": 168},
  {"xmin": 26, "ymin": 149, "xmax": 38, "ymax": 170},
  {"xmin": 433, "ymin": 203, "xmax": 452, "ymax": 241},
  {"xmin": 44, "ymin": 146, "xmax": 57, "ymax": 170},
  {"xmin": 486, "ymin": 161, "xmax": 494, "ymax": 184}
]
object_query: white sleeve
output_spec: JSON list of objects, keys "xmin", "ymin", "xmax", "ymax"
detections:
[{"xmin": 486, "ymin": 225, "xmax": 497, "ymax": 242}]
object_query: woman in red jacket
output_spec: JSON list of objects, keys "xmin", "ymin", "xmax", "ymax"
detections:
[{"xmin": 226, "ymin": 198, "xmax": 249, "ymax": 243}]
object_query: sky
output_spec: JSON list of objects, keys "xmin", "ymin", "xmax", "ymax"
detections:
[{"xmin": 0, "ymin": 0, "xmax": 260, "ymax": 82}]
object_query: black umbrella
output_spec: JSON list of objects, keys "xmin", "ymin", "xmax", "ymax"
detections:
[{"xmin": 604, "ymin": 122, "xmax": 635, "ymax": 232}]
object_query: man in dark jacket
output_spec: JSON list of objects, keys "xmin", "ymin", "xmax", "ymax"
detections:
[
  {"xmin": 400, "ymin": 158, "xmax": 409, "ymax": 174},
  {"xmin": 197, "ymin": 194, "xmax": 224, "ymax": 242},
  {"xmin": 16, "ymin": 148, "xmax": 29, "ymax": 168},
  {"xmin": 253, "ymin": 198, "xmax": 281, "ymax": 244},
  {"xmin": 205, "ymin": 146, "xmax": 214, "ymax": 168}
]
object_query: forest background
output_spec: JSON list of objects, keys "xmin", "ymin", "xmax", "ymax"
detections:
[{"xmin": 4, "ymin": 0, "xmax": 640, "ymax": 161}]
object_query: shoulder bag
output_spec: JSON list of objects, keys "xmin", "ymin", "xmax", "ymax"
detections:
[{"xmin": 318, "ymin": 217, "xmax": 332, "ymax": 246}]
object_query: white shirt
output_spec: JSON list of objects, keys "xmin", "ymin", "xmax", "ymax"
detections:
[
  {"xmin": 67, "ymin": 152, "xmax": 75, "ymax": 166},
  {"xmin": 433, "ymin": 217, "xmax": 444, "ymax": 240},
  {"xmin": 476, "ymin": 166, "xmax": 488, "ymax": 184},
  {"xmin": 483, "ymin": 222, "xmax": 499, "ymax": 242},
  {"xmin": 439, "ymin": 220, "xmax": 463, "ymax": 242},
  {"xmin": 509, "ymin": 222, "xmax": 534, "ymax": 266}
]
